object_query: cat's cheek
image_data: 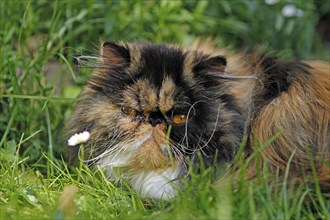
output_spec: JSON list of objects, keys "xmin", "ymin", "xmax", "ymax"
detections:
[
  {"xmin": 170, "ymin": 122, "xmax": 199, "ymax": 141},
  {"xmin": 115, "ymin": 117, "xmax": 142, "ymax": 133}
]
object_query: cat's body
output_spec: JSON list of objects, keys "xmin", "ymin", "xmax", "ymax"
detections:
[{"xmin": 66, "ymin": 41, "xmax": 329, "ymax": 199}]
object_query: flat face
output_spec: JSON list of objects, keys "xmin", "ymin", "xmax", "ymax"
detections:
[{"xmin": 67, "ymin": 42, "xmax": 245, "ymax": 199}]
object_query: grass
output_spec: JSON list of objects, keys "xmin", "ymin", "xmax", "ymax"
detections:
[
  {"xmin": 1, "ymin": 141, "xmax": 329, "ymax": 219},
  {"xmin": 0, "ymin": 0, "xmax": 329, "ymax": 219}
]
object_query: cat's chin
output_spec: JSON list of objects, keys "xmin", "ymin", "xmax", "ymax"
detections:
[
  {"xmin": 98, "ymin": 156, "xmax": 182, "ymax": 200},
  {"xmin": 128, "ymin": 167, "xmax": 181, "ymax": 200},
  {"xmin": 96, "ymin": 135, "xmax": 183, "ymax": 200}
]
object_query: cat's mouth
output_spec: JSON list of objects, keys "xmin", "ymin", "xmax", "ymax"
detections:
[{"xmin": 125, "ymin": 124, "xmax": 177, "ymax": 171}]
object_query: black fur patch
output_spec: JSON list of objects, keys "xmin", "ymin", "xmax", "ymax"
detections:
[
  {"xmin": 260, "ymin": 56, "xmax": 311, "ymax": 101},
  {"xmin": 138, "ymin": 44, "xmax": 185, "ymax": 87}
]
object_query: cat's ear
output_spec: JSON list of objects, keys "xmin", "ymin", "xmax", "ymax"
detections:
[
  {"xmin": 204, "ymin": 56, "xmax": 227, "ymax": 73},
  {"xmin": 100, "ymin": 41, "xmax": 130, "ymax": 65},
  {"xmin": 203, "ymin": 55, "xmax": 257, "ymax": 81},
  {"xmin": 194, "ymin": 55, "xmax": 227, "ymax": 73}
]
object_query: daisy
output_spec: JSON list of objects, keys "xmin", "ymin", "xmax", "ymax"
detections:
[{"xmin": 68, "ymin": 131, "xmax": 90, "ymax": 146}]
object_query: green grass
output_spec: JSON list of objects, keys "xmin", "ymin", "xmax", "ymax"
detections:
[
  {"xmin": 1, "ymin": 141, "xmax": 329, "ymax": 219},
  {"xmin": 0, "ymin": 0, "xmax": 329, "ymax": 219}
]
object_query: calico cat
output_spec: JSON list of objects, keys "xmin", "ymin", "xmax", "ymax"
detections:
[{"xmin": 66, "ymin": 40, "xmax": 330, "ymax": 200}]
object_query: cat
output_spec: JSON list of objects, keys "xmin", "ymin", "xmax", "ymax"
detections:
[{"xmin": 66, "ymin": 40, "xmax": 330, "ymax": 200}]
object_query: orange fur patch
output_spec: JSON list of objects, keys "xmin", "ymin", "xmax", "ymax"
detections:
[
  {"xmin": 125, "ymin": 124, "xmax": 174, "ymax": 172},
  {"xmin": 123, "ymin": 79, "xmax": 158, "ymax": 111},
  {"xmin": 159, "ymin": 77, "xmax": 176, "ymax": 113},
  {"xmin": 128, "ymin": 139, "xmax": 168, "ymax": 171},
  {"xmin": 247, "ymin": 60, "xmax": 330, "ymax": 183}
]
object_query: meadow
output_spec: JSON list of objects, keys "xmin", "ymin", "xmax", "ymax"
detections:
[{"xmin": 0, "ymin": 0, "xmax": 329, "ymax": 219}]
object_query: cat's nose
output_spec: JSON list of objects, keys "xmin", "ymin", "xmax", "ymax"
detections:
[{"xmin": 148, "ymin": 111, "xmax": 165, "ymax": 127}]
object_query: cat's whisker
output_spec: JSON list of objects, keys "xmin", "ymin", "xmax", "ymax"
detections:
[
  {"xmin": 165, "ymin": 139, "xmax": 188, "ymax": 165},
  {"xmin": 209, "ymin": 72, "xmax": 259, "ymax": 80},
  {"xmin": 182, "ymin": 100, "xmax": 204, "ymax": 148},
  {"xmin": 94, "ymin": 145, "xmax": 130, "ymax": 168},
  {"xmin": 74, "ymin": 55, "xmax": 99, "ymax": 61},
  {"xmin": 194, "ymin": 139, "xmax": 216, "ymax": 158},
  {"xmin": 75, "ymin": 55, "xmax": 126, "ymax": 65},
  {"xmin": 85, "ymin": 144, "xmax": 119, "ymax": 163},
  {"xmin": 193, "ymin": 134, "xmax": 209, "ymax": 157},
  {"xmin": 180, "ymin": 104, "xmax": 221, "ymax": 157},
  {"xmin": 87, "ymin": 132, "xmax": 127, "ymax": 161},
  {"xmin": 199, "ymin": 103, "xmax": 221, "ymax": 150}
]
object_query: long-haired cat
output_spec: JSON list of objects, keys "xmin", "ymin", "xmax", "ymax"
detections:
[{"xmin": 66, "ymin": 40, "xmax": 329, "ymax": 200}]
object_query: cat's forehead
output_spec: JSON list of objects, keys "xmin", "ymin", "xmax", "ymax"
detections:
[
  {"xmin": 119, "ymin": 43, "xmax": 196, "ymax": 112},
  {"xmin": 127, "ymin": 43, "xmax": 198, "ymax": 81},
  {"xmin": 91, "ymin": 42, "xmax": 225, "ymax": 113},
  {"xmin": 123, "ymin": 76, "xmax": 178, "ymax": 113},
  {"xmin": 130, "ymin": 44, "xmax": 184, "ymax": 72}
]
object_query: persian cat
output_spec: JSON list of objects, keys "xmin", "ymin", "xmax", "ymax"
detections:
[{"xmin": 66, "ymin": 41, "xmax": 329, "ymax": 200}]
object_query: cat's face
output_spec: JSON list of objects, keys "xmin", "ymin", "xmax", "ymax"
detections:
[{"xmin": 67, "ymin": 41, "xmax": 244, "ymax": 199}]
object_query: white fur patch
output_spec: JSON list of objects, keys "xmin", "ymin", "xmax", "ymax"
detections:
[
  {"xmin": 128, "ymin": 167, "xmax": 181, "ymax": 200},
  {"xmin": 96, "ymin": 134, "xmax": 152, "ymax": 169},
  {"xmin": 95, "ymin": 136, "xmax": 182, "ymax": 200}
]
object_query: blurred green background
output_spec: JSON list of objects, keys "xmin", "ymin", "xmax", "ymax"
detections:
[{"xmin": 1, "ymin": 0, "xmax": 329, "ymax": 164}]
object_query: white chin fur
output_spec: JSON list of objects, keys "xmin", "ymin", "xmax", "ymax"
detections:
[
  {"xmin": 128, "ymin": 167, "xmax": 181, "ymax": 200},
  {"xmin": 95, "ymin": 138, "xmax": 182, "ymax": 200}
]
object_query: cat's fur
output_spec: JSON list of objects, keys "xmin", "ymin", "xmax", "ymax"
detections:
[{"xmin": 66, "ymin": 40, "xmax": 330, "ymax": 200}]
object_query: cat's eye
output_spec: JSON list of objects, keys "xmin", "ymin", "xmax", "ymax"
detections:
[
  {"xmin": 121, "ymin": 106, "xmax": 139, "ymax": 117},
  {"xmin": 172, "ymin": 114, "xmax": 188, "ymax": 124}
]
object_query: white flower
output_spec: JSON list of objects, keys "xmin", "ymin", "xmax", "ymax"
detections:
[
  {"xmin": 282, "ymin": 4, "xmax": 304, "ymax": 18},
  {"xmin": 68, "ymin": 131, "xmax": 90, "ymax": 146},
  {"xmin": 27, "ymin": 195, "xmax": 38, "ymax": 203},
  {"xmin": 265, "ymin": 0, "xmax": 279, "ymax": 5},
  {"xmin": 282, "ymin": 4, "xmax": 297, "ymax": 17}
]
